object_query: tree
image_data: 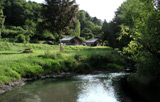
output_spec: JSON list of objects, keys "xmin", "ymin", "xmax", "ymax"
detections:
[
  {"xmin": 118, "ymin": 0, "xmax": 160, "ymax": 77},
  {"xmin": 42, "ymin": 0, "xmax": 78, "ymax": 50},
  {"xmin": 81, "ymin": 21, "xmax": 95, "ymax": 31},
  {"xmin": 79, "ymin": 10, "xmax": 86, "ymax": 23},
  {"xmin": 81, "ymin": 27, "xmax": 94, "ymax": 39},
  {"xmin": 3, "ymin": 0, "xmax": 26, "ymax": 26},
  {"xmin": 0, "ymin": 9, "xmax": 5, "ymax": 39},
  {"xmin": 0, "ymin": 0, "xmax": 5, "ymax": 39},
  {"xmin": 69, "ymin": 20, "xmax": 81, "ymax": 37},
  {"xmin": 23, "ymin": 19, "xmax": 37, "ymax": 43},
  {"xmin": 24, "ymin": 1, "xmax": 42, "ymax": 22},
  {"xmin": 93, "ymin": 26, "xmax": 102, "ymax": 38},
  {"xmin": 102, "ymin": 20, "xmax": 118, "ymax": 48},
  {"xmin": 92, "ymin": 17, "xmax": 102, "ymax": 26}
]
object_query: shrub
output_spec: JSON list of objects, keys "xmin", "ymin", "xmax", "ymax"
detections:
[
  {"xmin": 15, "ymin": 34, "xmax": 26, "ymax": 43},
  {"xmin": 75, "ymin": 62, "xmax": 92, "ymax": 73},
  {"xmin": 39, "ymin": 50, "xmax": 56, "ymax": 59},
  {"xmin": 0, "ymin": 76, "xmax": 11, "ymax": 84},
  {"xmin": 106, "ymin": 63, "xmax": 123, "ymax": 70}
]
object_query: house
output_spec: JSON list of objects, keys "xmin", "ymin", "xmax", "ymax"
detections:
[
  {"xmin": 85, "ymin": 39, "xmax": 101, "ymax": 46},
  {"xmin": 61, "ymin": 36, "xmax": 82, "ymax": 45}
]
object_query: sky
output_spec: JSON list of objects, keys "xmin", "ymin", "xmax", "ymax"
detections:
[{"xmin": 27, "ymin": 0, "xmax": 126, "ymax": 22}]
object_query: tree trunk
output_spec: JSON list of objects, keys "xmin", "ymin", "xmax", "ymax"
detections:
[{"xmin": 59, "ymin": 33, "xmax": 63, "ymax": 52}]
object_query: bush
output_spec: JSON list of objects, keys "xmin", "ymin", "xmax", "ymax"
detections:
[
  {"xmin": 15, "ymin": 34, "xmax": 26, "ymax": 43},
  {"xmin": 39, "ymin": 50, "xmax": 57, "ymax": 59},
  {"xmin": 2, "ymin": 26, "xmax": 26, "ymax": 39},
  {"xmin": 0, "ymin": 67, "xmax": 21, "ymax": 84},
  {"xmin": 106, "ymin": 63, "xmax": 122, "ymax": 70},
  {"xmin": 74, "ymin": 54, "xmax": 87, "ymax": 62},
  {"xmin": 75, "ymin": 62, "xmax": 92, "ymax": 73}
]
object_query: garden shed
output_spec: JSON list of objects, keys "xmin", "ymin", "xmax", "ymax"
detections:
[
  {"xmin": 86, "ymin": 39, "xmax": 101, "ymax": 46},
  {"xmin": 61, "ymin": 36, "xmax": 82, "ymax": 45}
]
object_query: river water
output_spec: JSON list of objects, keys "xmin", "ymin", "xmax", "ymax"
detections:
[{"xmin": 0, "ymin": 73, "xmax": 144, "ymax": 102}]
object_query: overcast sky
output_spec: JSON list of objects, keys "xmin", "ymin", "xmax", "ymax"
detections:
[{"xmin": 27, "ymin": 0, "xmax": 126, "ymax": 22}]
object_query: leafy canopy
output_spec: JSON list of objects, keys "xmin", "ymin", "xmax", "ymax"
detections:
[{"xmin": 42, "ymin": 0, "xmax": 79, "ymax": 35}]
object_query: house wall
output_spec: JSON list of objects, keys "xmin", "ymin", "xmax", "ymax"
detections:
[{"xmin": 86, "ymin": 41, "xmax": 101, "ymax": 46}]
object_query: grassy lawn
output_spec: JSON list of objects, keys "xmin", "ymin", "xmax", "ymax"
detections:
[{"xmin": 0, "ymin": 42, "xmax": 125, "ymax": 84}]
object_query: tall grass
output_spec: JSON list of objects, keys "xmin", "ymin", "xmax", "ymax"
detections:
[{"xmin": 0, "ymin": 42, "xmax": 126, "ymax": 84}]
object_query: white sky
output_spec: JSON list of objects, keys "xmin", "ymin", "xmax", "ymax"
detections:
[{"xmin": 27, "ymin": 0, "xmax": 126, "ymax": 22}]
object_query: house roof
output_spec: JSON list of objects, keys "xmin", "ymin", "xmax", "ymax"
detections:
[
  {"xmin": 86, "ymin": 39, "xmax": 98, "ymax": 43},
  {"xmin": 61, "ymin": 36, "xmax": 75, "ymax": 41}
]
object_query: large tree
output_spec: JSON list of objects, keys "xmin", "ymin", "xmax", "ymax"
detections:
[
  {"xmin": 69, "ymin": 20, "xmax": 81, "ymax": 37},
  {"xmin": 0, "ymin": 0, "xmax": 5, "ymax": 39},
  {"xmin": 118, "ymin": 0, "xmax": 160, "ymax": 78},
  {"xmin": 0, "ymin": 10, "xmax": 5, "ymax": 39},
  {"xmin": 42, "ymin": 0, "xmax": 78, "ymax": 50},
  {"xmin": 3, "ymin": 0, "xmax": 26, "ymax": 26}
]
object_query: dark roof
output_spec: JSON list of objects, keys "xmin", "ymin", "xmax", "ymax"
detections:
[
  {"xmin": 61, "ymin": 36, "xmax": 75, "ymax": 41},
  {"xmin": 86, "ymin": 39, "xmax": 98, "ymax": 43}
]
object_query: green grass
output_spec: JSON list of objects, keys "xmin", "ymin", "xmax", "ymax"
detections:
[{"xmin": 0, "ymin": 41, "xmax": 126, "ymax": 84}]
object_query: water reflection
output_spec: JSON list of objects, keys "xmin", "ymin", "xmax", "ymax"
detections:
[
  {"xmin": 0, "ymin": 73, "xmax": 136, "ymax": 102},
  {"xmin": 76, "ymin": 75, "xmax": 117, "ymax": 102}
]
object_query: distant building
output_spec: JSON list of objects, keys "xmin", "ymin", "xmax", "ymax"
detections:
[
  {"xmin": 61, "ymin": 36, "xmax": 82, "ymax": 45},
  {"xmin": 86, "ymin": 39, "xmax": 101, "ymax": 46}
]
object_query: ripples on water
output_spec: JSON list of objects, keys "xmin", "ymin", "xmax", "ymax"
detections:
[
  {"xmin": 76, "ymin": 74, "xmax": 117, "ymax": 102},
  {"xmin": 0, "ymin": 73, "xmax": 127, "ymax": 102}
]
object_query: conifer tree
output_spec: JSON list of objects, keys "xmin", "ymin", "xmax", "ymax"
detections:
[{"xmin": 42, "ymin": 0, "xmax": 78, "ymax": 51}]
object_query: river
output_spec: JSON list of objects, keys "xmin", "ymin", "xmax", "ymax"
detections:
[{"xmin": 0, "ymin": 73, "xmax": 145, "ymax": 102}]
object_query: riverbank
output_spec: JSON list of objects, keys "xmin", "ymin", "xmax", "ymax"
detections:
[{"xmin": 0, "ymin": 42, "xmax": 127, "ymax": 94}]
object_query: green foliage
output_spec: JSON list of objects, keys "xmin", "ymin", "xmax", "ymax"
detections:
[
  {"xmin": 81, "ymin": 21, "xmax": 95, "ymax": 31},
  {"xmin": 92, "ymin": 17, "xmax": 102, "ymax": 26},
  {"xmin": 40, "ymin": 30, "xmax": 55, "ymax": 41},
  {"xmin": 4, "ymin": 0, "xmax": 26, "ymax": 26},
  {"xmin": 23, "ymin": 48, "xmax": 33, "ymax": 53},
  {"xmin": 93, "ymin": 26, "xmax": 103, "ymax": 38},
  {"xmin": 1, "ymin": 0, "xmax": 104, "ymax": 43},
  {"xmin": 69, "ymin": 20, "xmax": 81, "ymax": 37},
  {"xmin": 0, "ymin": 0, "xmax": 5, "ymax": 9},
  {"xmin": 11, "ymin": 59, "xmax": 44, "ymax": 78},
  {"xmin": 78, "ymin": 10, "xmax": 103, "ymax": 40},
  {"xmin": 15, "ymin": 34, "xmax": 26, "ymax": 43},
  {"xmin": 0, "ymin": 9, "xmax": 5, "ymax": 39},
  {"xmin": 79, "ymin": 10, "xmax": 86, "ymax": 22},
  {"xmin": 102, "ymin": 20, "xmax": 119, "ymax": 48},
  {"xmin": 86, "ymin": 51, "xmax": 125, "ymax": 70},
  {"xmin": 39, "ymin": 50, "xmax": 57, "ymax": 59},
  {"xmin": 2, "ymin": 26, "xmax": 26, "ymax": 40},
  {"xmin": 1, "ymin": 0, "xmax": 42, "ymax": 42},
  {"xmin": 0, "ymin": 43, "xmax": 126, "ymax": 84},
  {"xmin": 41, "ymin": 0, "xmax": 78, "ymax": 35},
  {"xmin": 0, "ymin": 67, "xmax": 21, "ymax": 84},
  {"xmin": 23, "ymin": 19, "xmax": 37, "ymax": 43},
  {"xmin": 116, "ymin": 0, "xmax": 160, "ymax": 81},
  {"xmin": 3, "ymin": 0, "xmax": 41, "ymax": 26},
  {"xmin": 81, "ymin": 27, "xmax": 94, "ymax": 39}
]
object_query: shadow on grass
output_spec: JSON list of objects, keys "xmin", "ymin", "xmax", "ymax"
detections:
[{"xmin": 0, "ymin": 52, "xmax": 24, "ymax": 55}]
